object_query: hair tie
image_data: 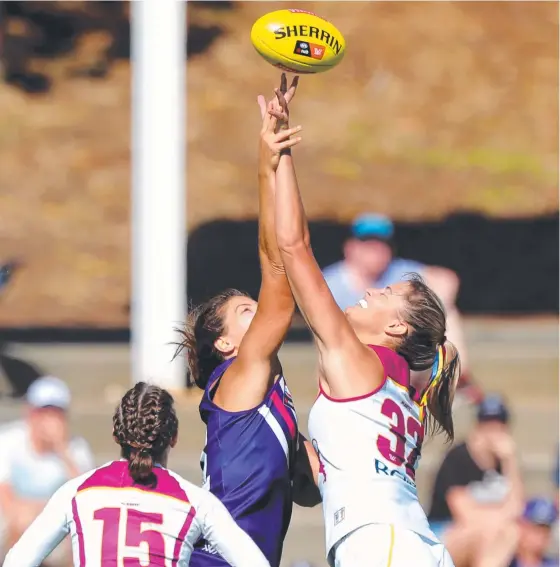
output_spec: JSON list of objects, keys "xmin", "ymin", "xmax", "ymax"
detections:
[
  {"xmin": 132, "ymin": 445, "xmax": 150, "ymax": 457},
  {"xmin": 421, "ymin": 345, "xmax": 445, "ymax": 406}
]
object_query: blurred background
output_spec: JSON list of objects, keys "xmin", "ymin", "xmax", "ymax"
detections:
[{"xmin": 0, "ymin": 1, "xmax": 557, "ymax": 566}]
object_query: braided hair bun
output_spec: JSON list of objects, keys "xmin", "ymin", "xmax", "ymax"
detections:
[{"xmin": 113, "ymin": 382, "xmax": 178, "ymax": 487}]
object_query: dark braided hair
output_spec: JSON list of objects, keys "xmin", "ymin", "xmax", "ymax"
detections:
[
  {"xmin": 113, "ymin": 382, "xmax": 178, "ymax": 487},
  {"xmin": 174, "ymin": 289, "xmax": 250, "ymax": 389}
]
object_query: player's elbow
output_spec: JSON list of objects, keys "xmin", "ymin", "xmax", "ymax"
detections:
[
  {"xmin": 268, "ymin": 260, "xmax": 287, "ymax": 278},
  {"xmin": 277, "ymin": 238, "xmax": 312, "ymax": 261}
]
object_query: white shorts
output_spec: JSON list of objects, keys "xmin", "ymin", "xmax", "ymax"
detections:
[{"xmin": 330, "ymin": 523, "xmax": 455, "ymax": 567}]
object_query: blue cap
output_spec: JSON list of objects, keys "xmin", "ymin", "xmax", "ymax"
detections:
[
  {"xmin": 523, "ymin": 498, "xmax": 558, "ymax": 526},
  {"xmin": 351, "ymin": 214, "xmax": 394, "ymax": 241},
  {"xmin": 477, "ymin": 393, "xmax": 509, "ymax": 423}
]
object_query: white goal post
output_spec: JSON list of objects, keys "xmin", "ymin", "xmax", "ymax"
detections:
[{"xmin": 130, "ymin": 0, "xmax": 187, "ymax": 388}]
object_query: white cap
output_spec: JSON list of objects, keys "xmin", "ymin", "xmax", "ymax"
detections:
[{"xmin": 26, "ymin": 376, "xmax": 71, "ymax": 410}]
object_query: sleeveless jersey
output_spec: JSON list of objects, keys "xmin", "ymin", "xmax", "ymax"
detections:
[
  {"xmin": 307, "ymin": 345, "xmax": 437, "ymax": 561},
  {"xmin": 4, "ymin": 460, "xmax": 270, "ymax": 567},
  {"xmin": 192, "ymin": 357, "xmax": 299, "ymax": 567}
]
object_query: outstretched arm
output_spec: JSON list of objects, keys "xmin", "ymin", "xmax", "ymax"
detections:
[
  {"xmin": 215, "ymin": 76, "xmax": 301, "ymax": 411},
  {"xmin": 271, "ymin": 95, "xmax": 383, "ymax": 398}
]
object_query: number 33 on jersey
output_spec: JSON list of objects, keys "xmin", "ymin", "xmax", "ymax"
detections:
[{"xmin": 308, "ymin": 345, "xmax": 436, "ymax": 554}]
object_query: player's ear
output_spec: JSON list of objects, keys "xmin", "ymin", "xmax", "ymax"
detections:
[
  {"xmin": 384, "ymin": 318, "xmax": 407, "ymax": 337},
  {"xmin": 214, "ymin": 336, "xmax": 234, "ymax": 356},
  {"xmin": 170, "ymin": 434, "xmax": 178, "ymax": 449}
]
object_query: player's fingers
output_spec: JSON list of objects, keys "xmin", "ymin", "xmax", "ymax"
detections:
[
  {"xmin": 270, "ymin": 95, "xmax": 283, "ymax": 112},
  {"xmin": 263, "ymin": 101, "xmax": 279, "ymax": 132},
  {"xmin": 257, "ymin": 95, "xmax": 267, "ymax": 120},
  {"xmin": 285, "ymin": 75, "xmax": 299, "ymax": 104},
  {"xmin": 278, "ymin": 136, "xmax": 302, "ymax": 150},
  {"xmin": 274, "ymin": 125, "xmax": 302, "ymax": 141},
  {"xmin": 274, "ymin": 88, "xmax": 289, "ymax": 111},
  {"xmin": 268, "ymin": 109, "xmax": 288, "ymax": 122},
  {"xmin": 280, "ymin": 72, "xmax": 287, "ymax": 94}
]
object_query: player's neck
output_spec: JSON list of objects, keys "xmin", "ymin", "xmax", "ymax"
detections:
[{"xmin": 354, "ymin": 330, "xmax": 389, "ymax": 350}]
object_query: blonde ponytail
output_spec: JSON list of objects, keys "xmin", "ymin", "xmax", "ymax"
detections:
[{"xmin": 423, "ymin": 340, "xmax": 461, "ymax": 442}]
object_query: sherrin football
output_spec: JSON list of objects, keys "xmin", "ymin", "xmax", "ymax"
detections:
[{"xmin": 251, "ymin": 9, "xmax": 345, "ymax": 74}]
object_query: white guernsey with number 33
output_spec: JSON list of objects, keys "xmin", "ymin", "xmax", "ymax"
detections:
[{"xmin": 308, "ymin": 351, "xmax": 438, "ymax": 561}]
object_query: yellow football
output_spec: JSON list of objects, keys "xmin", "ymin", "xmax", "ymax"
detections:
[{"xmin": 250, "ymin": 9, "xmax": 346, "ymax": 74}]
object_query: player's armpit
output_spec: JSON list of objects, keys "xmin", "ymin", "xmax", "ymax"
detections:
[
  {"xmin": 292, "ymin": 435, "xmax": 322, "ymax": 508},
  {"xmin": 318, "ymin": 342, "xmax": 386, "ymax": 400},
  {"xmin": 201, "ymin": 493, "xmax": 271, "ymax": 567}
]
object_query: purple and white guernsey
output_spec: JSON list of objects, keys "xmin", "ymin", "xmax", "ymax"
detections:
[{"xmin": 192, "ymin": 358, "xmax": 299, "ymax": 567}]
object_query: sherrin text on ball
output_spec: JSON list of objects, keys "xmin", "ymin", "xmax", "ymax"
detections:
[{"xmin": 251, "ymin": 9, "xmax": 346, "ymax": 74}]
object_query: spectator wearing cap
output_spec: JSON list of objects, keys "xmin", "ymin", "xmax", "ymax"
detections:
[
  {"xmin": 427, "ymin": 394, "xmax": 524, "ymax": 567},
  {"xmin": 459, "ymin": 498, "xmax": 559, "ymax": 567},
  {"xmin": 507, "ymin": 498, "xmax": 559, "ymax": 567},
  {"xmin": 0, "ymin": 376, "xmax": 93, "ymax": 565},
  {"xmin": 322, "ymin": 213, "xmax": 481, "ymax": 402}
]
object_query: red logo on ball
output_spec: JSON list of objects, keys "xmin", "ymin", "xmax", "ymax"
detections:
[{"xmin": 309, "ymin": 43, "xmax": 325, "ymax": 60}]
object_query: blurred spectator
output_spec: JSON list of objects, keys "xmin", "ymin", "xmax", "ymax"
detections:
[
  {"xmin": 0, "ymin": 376, "xmax": 93, "ymax": 564},
  {"xmin": 427, "ymin": 394, "xmax": 524, "ymax": 567},
  {"xmin": 464, "ymin": 498, "xmax": 558, "ymax": 567},
  {"xmin": 322, "ymin": 213, "xmax": 482, "ymax": 403},
  {"xmin": 507, "ymin": 498, "xmax": 559, "ymax": 567}
]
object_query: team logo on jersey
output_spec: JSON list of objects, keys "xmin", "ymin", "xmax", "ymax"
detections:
[
  {"xmin": 334, "ymin": 507, "xmax": 345, "ymax": 525},
  {"xmin": 201, "ymin": 542, "xmax": 218, "ymax": 555},
  {"xmin": 283, "ymin": 387, "xmax": 295, "ymax": 412},
  {"xmin": 401, "ymin": 400, "xmax": 414, "ymax": 413}
]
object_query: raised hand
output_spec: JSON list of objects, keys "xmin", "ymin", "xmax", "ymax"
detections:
[
  {"xmin": 258, "ymin": 73, "xmax": 301, "ymax": 172},
  {"xmin": 261, "ymin": 117, "xmax": 302, "ymax": 171},
  {"xmin": 257, "ymin": 73, "xmax": 299, "ymax": 126}
]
